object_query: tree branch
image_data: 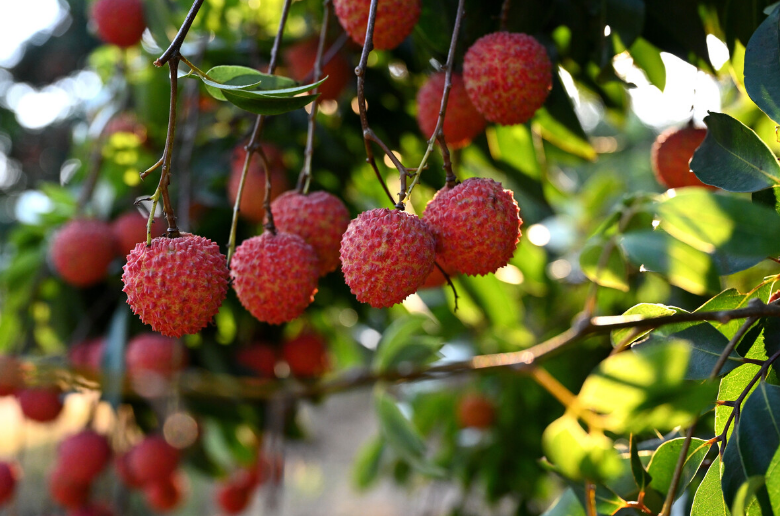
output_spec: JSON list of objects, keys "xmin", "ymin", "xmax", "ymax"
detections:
[{"xmin": 155, "ymin": 0, "xmax": 206, "ymax": 67}]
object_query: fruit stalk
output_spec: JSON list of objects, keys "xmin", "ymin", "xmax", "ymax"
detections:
[
  {"xmin": 156, "ymin": 57, "xmax": 181, "ymax": 238},
  {"xmin": 155, "ymin": 0, "xmax": 206, "ymax": 67}
]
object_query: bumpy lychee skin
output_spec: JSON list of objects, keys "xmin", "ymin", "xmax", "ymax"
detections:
[
  {"xmin": 340, "ymin": 209, "xmax": 435, "ymax": 307},
  {"xmin": 651, "ymin": 126, "xmax": 714, "ymax": 189},
  {"xmin": 283, "ymin": 333, "xmax": 329, "ymax": 377},
  {"xmin": 271, "ymin": 191, "xmax": 351, "ymax": 276},
  {"xmin": 333, "ymin": 0, "xmax": 421, "ymax": 50},
  {"xmin": 112, "ymin": 211, "xmax": 165, "ymax": 257},
  {"xmin": 0, "ymin": 356, "xmax": 22, "ymax": 396},
  {"xmin": 416, "ymin": 73, "xmax": 487, "ymax": 149},
  {"xmin": 0, "ymin": 462, "xmax": 16, "ymax": 506},
  {"xmin": 423, "ymin": 178, "xmax": 521, "ymax": 276},
  {"xmin": 51, "ymin": 220, "xmax": 117, "ymax": 288},
  {"xmin": 57, "ymin": 430, "xmax": 112, "ymax": 484},
  {"xmin": 122, "ymin": 234, "xmax": 229, "ymax": 338},
  {"xmin": 126, "ymin": 333, "xmax": 187, "ymax": 378},
  {"xmin": 236, "ymin": 343, "xmax": 277, "ymax": 378},
  {"xmin": 463, "ymin": 32, "xmax": 552, "ymax": 125},
  {"xmin": 284, "ymin": 39, "xmax": 352, "ymax": 101},
  {"xmin": 227, "ymin": 144, "xmax": 289, "ymax": 223},
  {"xmin": 230, "ymin": 232, "xmax": 319, "ymax": 325},
  {"xmin": 17, "ymin": 387, "xmax": 63, "ymax": 423},
  {"xmin": 457, "ymin": 393, "xmax": 495, "ymax": 429},
  {"xmin": 91, "ymin": 0, "xmax": 146, "ymax": 48},
  {"xmin": 128, "ymin": 436, "xmax": 180, "ymax": 485}
]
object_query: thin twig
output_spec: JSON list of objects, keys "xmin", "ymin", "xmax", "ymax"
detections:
[
  {"xmin": 301, "ymin": 31, "xmax": 349, "ymax": 83},
  {"xmin": 659, "ymin": 424, "xmax": 697, "ymax": 516},
  {"xmin": 434, "ymin": 261, "xmax": 458, "ymax": 311},
  {"xmin": 499, "ymin": 0, "xmax": 511, "ymax": 31},
  {"xmin": 155, "ymin": 0, "xmax": 206, "ymax": 67},
  {"xmin": 585, "ymin": 482, "xmax": 597, "ymax": 516},
  {"xmin": 157, "ymin": 57, "xmax": 181, "ymax": 237}
]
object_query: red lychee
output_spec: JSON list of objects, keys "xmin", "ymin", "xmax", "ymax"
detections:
[
  {"xmin": 215, "ymin": 481, "xmax": 251, "ymax": 515},
  {"xmin": 230, "ymin": 232, "xmax": 319, "ymax": 325},
  {"xmin": 651, "ymin": 126, "xmax": 714, "ymax": 189},
  {"xmin": 227, "ymin": 144, "xmax": 289, "ymax": 223},
  {"xmin": 419, "ymin": 262, "xmax": 456, "ymax": 289},
  {"xmin": 236, "ymin": 343, "xmax": 277, "ymax": 378},
  {"xmin": 91, "ymin": 0, "xmax": 146, "ymax": 48},
  {"xmin": 0, "ymin": 462, "xmax": 17, "ymax": 506},
  {"xmin": 423, "ymin": 178, "xmax": 521, "ymax": 276},
  {"xmin": 143, "ymin": 474, "xmax": 183, "ymax": 513},
  {"xmin": 457, "ymin": 393, "xmax": 495, "ymax": 429},
  {"xmin": 125, "ymin": 333, "xmax": 187, "ymax": 378},
  {"xmin": 416, "ymin": 72, "xmax": 487, "ymax": 149},
  {"xmin": 111, "ymin": 211, "xmax": 165, "ymax": 257},
  {"xmin": 333, "ymin": 0, "xmax": 421, "ymax": 50},
  {"xmin": 68, "ymin": 504, "xmax": 115, "ymax": 516},
  {"xmin": 122, "ymin": 234, "xmax": 229, "ymax": 338},
  {"xmin": 463, "ymin": 32, "xmax": 552, "ymax": 125},
  {"xmin": 271, "ymin": 191, "xmax": 351, "ymax": 276},
  {"xmin": 284, "ymin": 39, "xmax": 352, "ymax": 101},
  {"xmin": 57, "ymin": 430, "xmax": 112, "ymax": 484},
  {"xmin": 115, "ymin": 451, "xmax": 144, "ymax": 489},
  {"xmin": 128, "ymin": 436, "xmax": 180, "ymax": 485},
  {"xmin": 17, "ymin": 387, "xmax": 63, "ymax": 423},
  {"xmin": 51, "ymin": 219, "xmax": 117, "ymax": 288},
  {"xmin": 0, "ymin": 355, "xmax": 22, "ymax": 396},
  {"xmin": 340, "ymin": 208, "xmax": 435, "ymax": 307},
  {"xmin": 282, "ymin": 333, "xmax": 329, "ymax": 377},
  {"xmin": 69, "ymin": 337, "xmax": 105, "ymax": 373},
  {"xmin": 50, "ymin": 468, "xmax": 90, "ymax": 508}
]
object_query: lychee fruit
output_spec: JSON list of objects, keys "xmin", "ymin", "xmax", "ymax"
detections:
[
  {"xmin": 215, "ymin": 480, "xmax": 251, "ymax": 515},
  {"xmin": 333, "ymin": 0, "xmax": 421, "ymax": 50},
  {"xmin": 115, "ymin": 451, "xmax": 144, "ymax": 489},
  {"xmin": 423, "ymin": 178, "xmax": 521, "ymax": 276},
  {"xmin": 57, "ymin": 430, "xmax": 112, "ymax": 484},
  {"xmin": 69, "ymin": 337, "xmax": 105, "ymax": 373},
  {"xmin": 651, "ymin": 125, "xmax": 714, "ymax": 189},
  {"xmin": 227, "ymin": 144, "xmax": 289, "ymax": 223},
  {"xmin": 122, "ymin": 233, "xmax": 229, "ymax": 338},
  {"xmin": 282, "ymin": 333, "xmax": 329, "ymax": 377},
  {"xmin": 284, "ymin": 39, "xmax": 352, "ymax": 101},
  {"xmin": 68, "ymin": 504, "xmax": 115, "ymax": 516},
  {"xmin": 463, "ymin": 32, "xmax": 552, "ymax": 125},
  {"xmin": 0, "ymin": 355, "xmax": 23, "ymax": 396},
  {"xmin": 17, "ymin": 387, "xmax": 63, "ymax": 423},
  {"xmin": 103, "ymin": 112, "xmax": 147, "ymax": 142},
  {"xmin": 236, "ymin": 343, "xmax": 277, "ymax": 378},
  {"xmin": 416, "ymin": 72, "xmax": 487, "ymax": 149},
  {"xmin": 0, "ymin": 462, "xmax": 17, "ymax": 506},
  {"xmin": 51, "ymin": 219, "xmax": 117, "ymax": 288},
  {"xmin": 143, "ymin": 474, "xmax": 183, "ymax": 512},
  {"xmin": 112, "ymin": 211, "xmax": 165, "ymax": 257},
  {"xmin": 419, "ymin": 262, "xmax": 456, "ymax": 289},
  {"xmin": 128, "ymin": 436, "xmax": 180, "ymax": 485},
  {"xmin": 271, "ymin": 191, "xmax": 351, "ymax": 276},
  {"xmin": 125, "ymin": 333, "xmax": 188, "ymax": 378},
  {"xmin": 91, "ymin": 0, "xmax": 147, "ymax": 48},
  {"xmin": 50, "ymin": 468, "xmax": 90, "ymax": 508},
  {"xmin": 457, "ymin": 393, "xmax": 495, "ymax": 429},
  {"xmin": 230, "ymin": 232, "xmax": 319, "ymax": 325},
  {"xmin": 340, "ymin": 208, "xmax": 435, "ymax": 307}
]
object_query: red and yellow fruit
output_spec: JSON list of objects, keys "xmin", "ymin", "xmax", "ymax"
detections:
[
  {"xmin": 57, "ymin": 430, "xmax": 112, "ymax": 484},
  {"xmin": 651, "ymin": 125, "xmax": 713, "ymax": 189},
  {"xmin": 416, "ymin": 73, "xmax": 486, "ymax": 149},
  {"xmin": 143, "ymin": 474, "xmax": 183, "ymax": 512},
  {"xmin": 284, "ymin": 39, "xmax": 352, "ymax": 101},
  {"xmin": 333, "ymin": 0, "xmax": 421, "ymax": 50},
  {"xmin": 227, "ymin": 145, "xmax": 289, "ymax": 223},
  {"xmin": 128, "ymin": 436, "xmax": 180, "ymax": 485},
  {"xmin": 17, "ymin": 387, "xmax": 63, "ymax": 423},
  {"xmin": 51, "ymin": 219, "xmax": 116, "ymax": 288},
  {"xmin": 91, "ymin": 0, "xmax": 147, "ymax": 48},
  {"xmin": 50, "ymin": 468, "xmax": 90, "ymax": 508},
  {"xmin": 283, "ymin": 333, "xmax": 329, "ymax": 377}
]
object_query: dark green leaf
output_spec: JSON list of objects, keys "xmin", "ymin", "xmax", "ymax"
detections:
[
  {"xmin": 692, "ymin": 456, "xmax": 731, "ymax": 516},
  {"xmin": 669, "ymin": 323, "xmax": 743, "ymax": 379},
  {"xmin": 352, "ymin": 436, "xmax": 385, "ymax": 490},
  {"xmin": 744, "ymin": 6, "xmax": 780, "ymax": 123},
  {"xmin": 580, "ymin": 238, "xmax": 629, "ymax": 292},
  {"xmin": 696, "ymin": 282, "xmax": 774, "ymax": 339},
  {"xmin": 630, "ymin": 435, "xmax": 653, "ymax": 491},
  {"xmin": 731, "ymin": 476, "xmax": 766, "ymax": 516},
  {"xmin": 375, "ymin": 389, "xmax": 426, "ymax": 461},
  {"xmin": 753, "ymin": 187, "xmax": 780, "ymax": 216},
  {"xmin": 690, "ymin": 112, "xmax": 780, "ymax": 192},
  {"xmin": 542, "ymin": 488, "xmax": 587, "ymax": 516},
  {"xmin": 221, "ymin": 90, "xmax": 319, "ymax": 116},
  {"xmin": 647, "ymin": 437, "xmax": 710, "ymax": 499},
  {"xmin": 200, "ymin": 65, "xmax": 296, "ymax": 100},
  {"xmin": 373, "ymin": 315, "xmax": 440, "ymax": 372},
  {"xmin": 629, "ymin": 38, "xmax": 666, "ymax": 91}
]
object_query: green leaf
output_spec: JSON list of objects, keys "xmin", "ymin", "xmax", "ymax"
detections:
[
  {"xmin": 352, "ymin": 436, "xmax": 385, "ymax": 490},
  {"xmin": 657, "ymin": 189, "xmax": 780, "ymax": 258},
  {"xmin": 731, "ymin": 476, "xmax": 766, "ymax": 516},
  {"xmin": 221, "ymin": 90, "xmax": 319, "ymax": 116},
  {"xmin": 744, "ymin": 6, "xmax": 780, "ymax": 124},
  {"xmin": 373, "ymin": 315, "xmax": 439, "ymax": 372},
  {"xmin": 669, "ymin": 323, "xmax": 743, "ymax": 379},
  {"xmin": 620, "ymin": 230, "xmax": 721, "ymax": 296},
  {"xmin": 716, "ymin": 364, "xmax": 762, "ymax": 438},
  {"xmin": 580, "ymin": 238, "xmax": 629, "ymax": 292},
  {"xmin": 690, "ymin": 112, "xmax": 780, "ymax": 192},
  {"xmin": 765, "ymin": 446, "xmax": 780, "ymax": 514},
  {"xmin": 696, "ymin": 282, "xmax": 774, "ymax": 339},
  {"xmin": 646, "ymin": 437, "xmax": 710, "ymax": 499},
  {"xmin": 200, "ymin": 65, "xmax": 296, "ymax": 100},
  {"xmin": 629, "ymin": 38, "xmax": 666, "ymax": 90},
  {"xmin": 542, "ymin": 488, "xmax": 587, "ymax": 516},
  {"xmin": 610, "ymin": 303, "xmax": 686, "ymax": 348},
  {"xmin": 630, "ymin": 434, "xmax": 653, "ymax": 491},
  {"xmin": 692, "ymin": 456, "xmax": 731, "ymax": 516}
]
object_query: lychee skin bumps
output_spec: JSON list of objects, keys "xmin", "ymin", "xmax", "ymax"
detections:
[
  {"xmin": 416, "ymin": 73, "xmax": 487, "ymax": 149},
  {"xmin": 651, "ymin": 126, "xmax": 713, "ymax": 189},
  {"xmin": 91, "ymin": 0, "xmax": 147, "ymax": 48},
  {"xmin": 463, "ymin": 32, "xmax": 552, "ymax": 126},
  {"xmin": 51, "ymin": 219, "xmax": 117, "ymax": 288},
  {"xmin": 271, "ymin": 191, "xmax": 351, "ymax": 276},
  {"xmin": 230, "ymin": 232, "xmax": 319, "ymax": 325},
  {"xmin": 333, "ymin": 0, "xmax": 421, "ymax": 50},
  {"xmin": 340, "ymin": 209, "xmax": 435, "ymax": 308},
  {"xmin": 423, "ymin": 178, "xmax": 521, "ymax": 276},
  {"xmin": 122, "ymin": 234, "xmax": 229, "ymax": 338}
]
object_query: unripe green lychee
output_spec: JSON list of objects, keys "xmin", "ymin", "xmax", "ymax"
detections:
[
  {"xmin": 230, "ymin": 232, "xmax": 319, "ymax": 325},
  {"xmin": 128, "ymin": 436, "xmax": 179, "ymax": 485},
  {"xmin": 463, "ymin": 32, "xmax": 552, "ymax": 125},
  {"xmin": 416, "ymin": 73, "xmax": 486, "ymax": 149},
  {"xmin": 112, "ymin": 211, "xmax": 165, "ymax": 257},
  {"xmin": 125, "ymin": 333, "xmax": 187, "ymax": 379},
  {"xmin": 91, "ymin": 0, "xmax": 146, "ymax": 48},
  {"xmin": 122, "ymin": 234, "xmax": 229, "ymax": 338},
  {"xmin": 282, "ymin": 333, "xmax": 329, "ymax": 377},
  {"xmin": 271, "ymin": 191, "xmax": 351, "ymax": 276},
  {"xmin": 284, "ymin": 39, "xmax": 352, "ymax": 101},
  {"xmin": 651, "ymin": 126, "xmax": 714, "ymax": 189},
  {"xmin": 333, "ymin": 0, "xmax": 421, "ymax": 50},
  {"xmin": 51, "ymin": 219, "xmax": 116, "ymax": 288},
  {"xmin": 227, "ymin": 144, "xmax": 289, "ymax": 223},
  {"xmin": 17, "ymin": 387, "xmax": 63, "ymax": 423},
  {"xmin": 457, "ymin": 393, "xmax": 495, "ymax": 429},
  {"xmin": 57, "ymin": 430, "xmax": 112, "ymax": 484},
  {"xmin": 340, "ymin": 208, "xmax": 435, "ymax": 307},
  {"xmin": 423, "ymin": 178, "xmax": 521, "ymax": 276}
]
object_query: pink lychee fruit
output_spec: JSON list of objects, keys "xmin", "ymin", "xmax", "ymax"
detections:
[
  {"xmin": 57, "ymin": 430, "xmax": 112, "ymax": 484},
  {"xmin": 69, "ymin": 337, "xmax": 105, "ymax": 373},
  {"xmin": 333, "ymin": 0, "xmax": 421, "ymax": 50},
  {"xmin": 68, "ymin": 504, "xmax": 115, "ymax": 516},
  {"xmin": 143, "ymin": 474, "xmax": 183, "ymax": 512},
  {"xmin": 416, "ymin": 72, "xmax": 487, "ymax": 149},
  {"xmin": 215, "ymin": 480, "xmax": 251, "ymax": 515},
  {"xmin": 50, "ymin": 468, "xmax": 90, "ymax": 508},
  {"xmin": 236, "ymin": 343, "xmax": 277, "ymax": 378},
  {"xmin": 340, "ymin": 208, "xmax": 435, "ymax": 307},
  {"xmin": 125, "ymin": 333, "xmax": 188, "ymax": 379},
  {"xmin": 463, "ymin": 32, "xmax": 552, "ymax": 125},
  {"xmin": 227, "ymin": 144, "xmax": 289, "ymax": 224},
  {"xmin": 271, "ymin": 191, "xmax": 351, "ymax": 276},
  {"xmin": 0, "ymin": 462, "xmax": 17, "ymax": 506},
  {"xmin": 230, "ymin": 232, "xmax": 319, "ymax": 325},
  {"xmin": 423, "ymin": 178, "xmax": 521, "ymax": 276},
  {"xmin": 122, "ymin": 234, "xmax": 229, "ymax": 338},
  {"xmin": 282, "ymin": 333, "xmax": 329, "ymax": 377},
  {"xmin": 91, "ymin": 0, "xmax": 146, "ymax": 48},
  {"xmin": 115, "ymin": 450, "xmax": 144, "ymax": 489},
  {"xmin": 651, "ymin": 126, "xmax": 714, "ymax": 189},
  {"xmin": 284, "ymin": 39, "xmax": 352, "ymax": 101},
  {"xmin": 51, "ymin": 219, "xmax": 117, "ymax": 288},
  {"xmin": 112, "ymin": 211, "xmax": 165, "ymax": 257},
  {"xmin": 17, "ymin": 387, "xmax": 63, "ymax": 423},
  {"xmin": 419, "ymin": 262, "xmax": 456, "ymax": 289},
  {"xmin": 128, "ymin": 436, "xmax": 180, "ymax": 485}
]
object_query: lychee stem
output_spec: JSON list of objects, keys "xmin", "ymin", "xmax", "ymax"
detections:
[
  {"xmin": 155, "ymin": 0, "xmax": 206, "ymax": 67},
  {"xmin": 296, "ymin": 0, "xmax": 332, "ymax": 196},
  {"xmin": 434, "ymin": 261, "xmax": 459, "ymax": 311},
  {"xmin": 499, "ymin": 0, "xmax": 510, "ymax": 31},
  {"xmin": 158, "ymin": 57, "xmax": 181, "ymax": 238}
]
